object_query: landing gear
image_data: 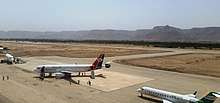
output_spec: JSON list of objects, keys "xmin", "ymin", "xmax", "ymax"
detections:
[
  {"xmin": 65, "ymin": 73, "xmax": 71, "ymax": 79},
  {"xmin": 48, "ymin": 73, "xmax": 52, "ymax": 77},
  {"xmin": 140, "ymin": 92, "xmax": 143, "ymax": 97}
]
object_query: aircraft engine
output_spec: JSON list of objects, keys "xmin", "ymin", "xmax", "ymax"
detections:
[
  {"xmin": 55, "ymin": 73, "xmax": 65, "ymax": 79},
  {"xmin": 105, "ymin": 62, "xmax": 111, "ymax": 68},
  {"xmin": 90, "ymin": 70, "xmax": 95, "ymax": 79}
]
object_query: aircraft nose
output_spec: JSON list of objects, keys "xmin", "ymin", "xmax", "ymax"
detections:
[
  {"xmin": 137, "ymin": 88, "xmax": 141, "ymax": 93},
  {"xmin": 33, "ymin": 67, "xmax": 39, "ymax": 73},
  {"xmin": 33, "ymin": 69, "xmax": 37, "ymax": 72}
]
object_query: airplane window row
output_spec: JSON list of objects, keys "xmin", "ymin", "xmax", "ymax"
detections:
[{"xmin": 146, "ymin": 90, "xmax": 181, "ymax": 100}]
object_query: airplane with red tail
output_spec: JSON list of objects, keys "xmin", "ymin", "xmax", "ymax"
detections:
[{"xmin": 33, "ymin": 54, "xmax": 111, "ymax": 80}]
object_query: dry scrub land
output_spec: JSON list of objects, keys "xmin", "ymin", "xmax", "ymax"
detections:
[
  {"xmin": 0, "ymin": 42, "xmax": 165, "ymax": 58},
  {"xmin": 116, "ymin": 53, "xmax": 220, "ymax": 77}
]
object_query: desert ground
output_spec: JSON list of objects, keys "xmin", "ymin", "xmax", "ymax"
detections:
[
  {"xmin": 0, "ymin": 41, "xmax": 165, "ymax": 58},
  {"xmin": 116, "ymin": 53, "xmax": 220, "ymax": 77},
  {"xmin": 0, "ymin": 41, "xmax": 219, "ymax": 103}
]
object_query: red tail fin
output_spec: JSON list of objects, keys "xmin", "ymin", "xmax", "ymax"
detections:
[{"xmin": 91, "ymin": 54, "xmax": 104, "ymax": 70}]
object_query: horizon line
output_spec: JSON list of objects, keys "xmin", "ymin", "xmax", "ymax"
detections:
[{"xmin": 0, "ymin": 25, "xmax": 220, "ymax": 32}]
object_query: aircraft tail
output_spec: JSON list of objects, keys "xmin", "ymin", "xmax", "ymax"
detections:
[
  {"xmin": 91, "ymin": 54, "xmax": 104, "ymax": 70},
  {"xmin": 199, "ymin": 92, "xmax": 220, "ymax": 103}
]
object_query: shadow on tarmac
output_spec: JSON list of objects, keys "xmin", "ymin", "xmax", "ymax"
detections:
[{"xmin": 138, "ymin": 96, "xmax": 162, "ymax": 103}]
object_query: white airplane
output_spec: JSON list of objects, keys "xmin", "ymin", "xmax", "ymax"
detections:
[
  {"xmin": 33, "ymin": 54, "xmax": 111, "ymax": 80},
  {"xmin": 137, "ymin": 86, "xmax": 220, "ymax": 103},
  {"xmin": 6, "ymin": 53, "xmax": 14, "ymax": 64},
  {"xmin": 1, "ymin": 53, "xmax": 24, "ymax": 64},
  {"xmin": 0, "ymin": 53, "xmax": 14, "ymax": 64}
]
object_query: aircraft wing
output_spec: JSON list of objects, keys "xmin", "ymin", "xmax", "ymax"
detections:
[
  {"xmin": 184, "ymin": 94, "xmax": 196, "ymax": 97},
  {"xmin": 162, "ymin": 99, "xmax": 173, "ymax": 103}
]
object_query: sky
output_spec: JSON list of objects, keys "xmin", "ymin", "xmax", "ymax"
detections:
[{"xmin": 0, "ymin": 0, "xmax": 220, "ymax": 31}]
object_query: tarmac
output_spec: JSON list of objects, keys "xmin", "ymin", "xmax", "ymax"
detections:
[{"xmin": 0, "ymin": 47, "xmax": 219, "ymax": 103}]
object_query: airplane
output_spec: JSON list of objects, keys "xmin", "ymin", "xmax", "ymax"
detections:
[
  {"xmin": 33, "ymin": 54, "xmax": 111, "ymax": 80},
  {"xmin": 0, "ymin": 53, "xmax": 14, "ymax": 64},
  {"xmin": 137, "ymin": 86, "xmax": 220, "ymax": 103},
  {"xmin": 1, "ymin": 53, "xmax": 25, "ymax": 64}
]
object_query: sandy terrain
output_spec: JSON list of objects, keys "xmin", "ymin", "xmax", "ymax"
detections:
[
  {"xmin": 116, "ymin": 53, "xmax": 220, "ymax": 77},
  {"xmin": 0, "ymin": 41, "xmax": 219, "ymax": 103},
  {"xmin": 0, "ymin": 41, "xmax": 165, "ymax": 58}
]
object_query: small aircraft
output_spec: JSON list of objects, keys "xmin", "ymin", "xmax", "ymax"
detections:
[
  {"xmin": 33, "ymin": 54, "xmax": 111, "ymax": 80},
  {"xmin": 137, "ymin": 86, "xmax": 220, "ymax": 103},
  {"xmin": 0, "ymin": 53, "xmax": 14, "ymax": 64},
  {"xmin": 1, "ymin": 53, "xmax": 25, "ymax": 64}
]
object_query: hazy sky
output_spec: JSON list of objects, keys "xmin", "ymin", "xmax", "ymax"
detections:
[{"xmin": 0, "ymin": 0, "xmax": 219, "ymax": 31}]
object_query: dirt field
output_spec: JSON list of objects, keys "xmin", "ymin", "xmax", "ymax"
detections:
[
  {"xmin": 0, "ymin": 41, "xmax": 165, "ymax": 58},
  {"xmin": 116, "ymin": 53, "xmax": 220, "ymax": 77}
]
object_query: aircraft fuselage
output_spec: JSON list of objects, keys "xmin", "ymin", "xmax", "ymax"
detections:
[{"xmin": 34, "ymin": 64, "xmax": 94, "ymax": 73}]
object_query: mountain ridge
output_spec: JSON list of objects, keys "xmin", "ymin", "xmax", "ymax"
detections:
[{"xmin": 0, "ymin": 25, "xmax": 220, "ymax": 42}]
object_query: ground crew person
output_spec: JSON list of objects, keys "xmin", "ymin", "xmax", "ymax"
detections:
[
  {"xmin": 6, "ymin": 76, "xmax": 9, "ymax": 80},
  {"xmin": 78, "ymin": 80, "xmax": 80, "ymax": 85},
  {"xmin": 88, "ymin": 80, "xmax": 91, "ymax": 86}
]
